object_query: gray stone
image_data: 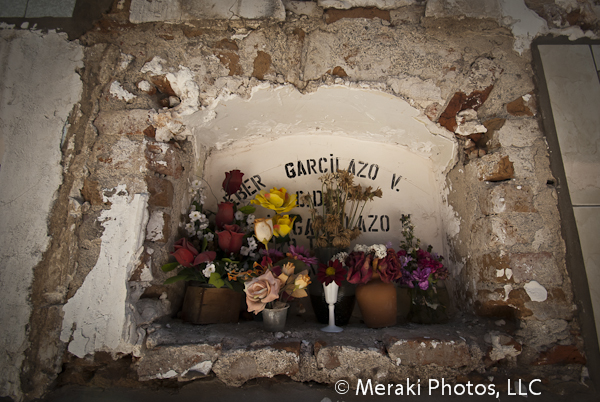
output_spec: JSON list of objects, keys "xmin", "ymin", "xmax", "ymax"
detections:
[{"xmin": 136, "ymin": 344, "xmax": 221, "ymax": 381}]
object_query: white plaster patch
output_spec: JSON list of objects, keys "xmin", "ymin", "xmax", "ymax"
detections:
[
  {"xmin": 141, "ymin": 56, "xmax": 166, "ymax": 75},
  {"xmin": 60, "ymin": 185, "xmax": 149, "ymax": 358},
  {"xmin": 524, "ymin": 281, "xmax": 547, "ymax": 302},
  {"xmin": 499, "ymin": 0, "xmax": 548, "ymax": 54},
  {"xmin": 166, "ymin": 66, "xmax": 200, "ymax": 116},
  {"xmin": 188, "ymin": 360, "xmax": 213, "ymax": 375},
  {"xmin": 119, "ymin": 53, "xmax": 134, "ymax": 71},
  {"xmin": 110, "ymin": 81, "xmax": 137, "ymax": 102},
  {"xmin": 505, "ymin": 268, "xmax": 513, "ymax": 280},
  {"xmin": 138, "ymin": 80, "xmax": 152, "ymax": 92},
  {"xmin": 146, "ymin": 211, "xmax": 165, "ymax": 242},
  {"xmin": 503, "ymin": 284, "xmax": 512, "ymax": 302}
]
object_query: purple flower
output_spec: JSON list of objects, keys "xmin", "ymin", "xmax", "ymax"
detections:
[
  {"xmin": 411, "ymin": 266, "xmax": 432, "ymax": 290},
  {"xmin": 288, "ymin": 245, "xmax": 318, "ymax": 265}
]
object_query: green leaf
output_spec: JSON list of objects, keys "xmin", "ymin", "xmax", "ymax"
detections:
[
  {"xmin": 161, "ymin": 262, "xmax": 179, "ymax": 272},
  {"xmin": 163, "ymin": 274, "xmax": 188, "ymax": 284},
  {"xmin": 201, "ymin": 236, "xmax": 208, "ymax": 252},
  {"xmin": 238, "ymin": 205, "xmax": 256, "ymax": 214},
  {"xmin": 208, "ymin": 272, "xmax": 225, "ymax": 288}
]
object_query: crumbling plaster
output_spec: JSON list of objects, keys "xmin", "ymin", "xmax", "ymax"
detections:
[
  {"xmin": 0, "ymin": 30, "xmax": 83, "ymax": 401},
  {"xmin": 1, "ymin": 0, "xmax": 599, "ymax": 400}
]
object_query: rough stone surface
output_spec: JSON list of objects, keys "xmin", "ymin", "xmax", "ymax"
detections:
[
  {"xmin": 136, "ymin": 344, "xmax": 220, "ymax": 381},
  {"xmin": 0, "ymin": 30, "xmax": 83, "ymax": 402}
]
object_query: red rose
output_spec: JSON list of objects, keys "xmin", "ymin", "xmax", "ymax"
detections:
[
  {"xmin": 215, "ymin": 201, "xmax": 234, "ymax": 229},
  {"xmin": 345, "ymin": 251, "xmax": 373, "ymax": 284},
  {"xmin": 222, "ymin": 169, "xmax": 244, "ymax": 196},
  {"xmin": 172, "ymin": 238, "xmax": 198, "ymax": 267},
  {"xmin": 217, "ymin": 224, "xmax": 245, "ymax": 254}
]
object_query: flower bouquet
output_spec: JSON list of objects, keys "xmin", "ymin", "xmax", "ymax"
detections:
[
  {"xmin": 243, "ymin": 188, "xmax": 312, "ymax": 330},
  {"xmin": 161, "ymin": 170, "xmax": 261, "ymax": 292},
  {"xmin": 396, "ymin": 214, "xmax": 449, "ymax": 324}
]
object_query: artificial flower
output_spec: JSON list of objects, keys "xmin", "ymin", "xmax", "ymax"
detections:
[
  {"xmin": 171, "ymin": 238, "xmax": 198, "ymax": 267},
  {"xmin": 216, "ymin": 224, "xmax": 245, "ymax": 254},
  {"xmin": 245, "ymin": 270, "xmax": 281, "ymax": 314},
  {"xmin": 317, "ymin": 259, "xmax": 346, "ymax": 286},
  {"xmin": 222, "ymin": 169, "xmax": 244, "ymax": 196},
  {"xmin": 202, "ymin": 263, "xmax": 216, "ymax": 278},
  {"xmin": 287, "ymin": 245, "xmax": 318, "ymax": 265},
  {"xmin": 377, "ymin": 249, "xmax": 405, "ymax": 283},
  {"xmin": 215, "ymin": 201, "xmax": 234, "ymax": 229},
  {"xmin": 273, "ymin": 214, "xmax": 296, "ymax": 237},
  {"xmin": 345, "ymin": 250, "xmax": 374, "ymax": 284},
  {"xmin": 251, "ymin": 187, "xmax": 297, "ymax": 214},
  {"xmin": 193, "ymin": 250, "xmax": 216, "ymax": 266},
  {"xmin": 254, "ymin": 217, "xmax": 274, "ymax": 245}
]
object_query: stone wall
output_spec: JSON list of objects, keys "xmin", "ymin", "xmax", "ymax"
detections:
[{"xmin": 3, "ymin": 0, "xmax": 599, "ymax": 400}]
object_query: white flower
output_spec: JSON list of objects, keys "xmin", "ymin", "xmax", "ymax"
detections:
[
  {"xmin": 333, "ymin": 252, "xmax": 348, "ymax": 264},
  {"xmin": 202, "ymin": 263, "xmax": 216, "ymax": 278},
  {"xmin": 246, "ymin": 214, "xmax": 255, "ymax": 225},
  {"xmin": 205, "ymin": 232, "xmax": 214, "ymax": 242},
  {"xmin": 185, "ymin": 223, "xmax": 195, "ymax": 235},
  {"xmin": 370, "ymin": 244, "xmax": 387, "ymax": 259},
  {"xmin": 246, "ymin": 237, "xmax": 257, "ymax": 250},
  {"xmin": 240, "ymin": 246, "xmax": 250, "ymax": 256},
  {"xmin": 191, "ymin": 179, "xmax": 202, "ymax": 190},
  {"xmin": 235, "ymin": 211, "xmax": 244, "ymax": 221},
  {"xmin": 189, "ymin": 211, "xmax": 201, "ymax": 221},
  {"xmin": 354, "ymin": 244, "xmax": 368, "ymax": 252}
]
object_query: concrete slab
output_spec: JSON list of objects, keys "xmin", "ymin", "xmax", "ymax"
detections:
[
  {"xmin": 26, "ymin": 0, "xmax": 77, "ymax": 18},
  {"xmin": 0, "ymin": 0, "xmax": 27, "ymax": 18},
  {"xmin": 318, "ymin": 0, "xmax": 416, "ymax": 10}
]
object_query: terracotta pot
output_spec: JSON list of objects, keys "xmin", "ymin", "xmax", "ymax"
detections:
[
  {"xmin": 309, "ymin": 247, "xmax": 356, "ymax": 326},
  {"xmin": 355, "ymin": 274, "xmax": 397, "ymax": 328},
  {"xmin": 181, "ymin": 282, "xmax": 242, "ymax": 324}
]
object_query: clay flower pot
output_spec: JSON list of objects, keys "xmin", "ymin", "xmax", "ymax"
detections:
[{"xmin": 355, "ymin": 273, "xmax": 397, "ymax": 328}]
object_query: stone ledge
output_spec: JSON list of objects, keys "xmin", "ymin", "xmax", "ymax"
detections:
[{"xmin": 136, "ymin": 315, "xmax": 501, "ymax": 387}]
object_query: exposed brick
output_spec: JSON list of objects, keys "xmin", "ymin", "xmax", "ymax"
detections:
[
  {"xmin": 272, "ymin": 341, "xmax": 301, "ymax": 356},
  {"xmin": 438, "ymin": 86, "xmax": 493, "ymax": 132},
  {"xmin": 146, "ymin": 175, "xmax": 174, "ymax": 208},
  {"xmin": 252, "ymin": 51, "xmax": 272, "ymax": 80},
  {"xmin": 213, "ymin": 38, "xmax": 239, "ymax": 51},
  {"xmin": 479, "ymin": 183, "xmax": 535, "ymax": 215},
  {"xmin": 145, "ymin": 142, "xmax": 183, "ymax": 178},
  {"xmin": 94, "ymin": 109, "xmax": 153, "ymax": 136},
  {"xmin": 478, "ymin": 154, "xmax": 514, "ymax": 182},
  {"xmin": 215, "ymin": 51, "xmax": 242, "ymax": 76},
  {"xmin": 475, "ymin": 288, "xmax": 533, "ymax": 320},
  {"xmin": 324, "ymin": 7, "xmax": 391, "ymax": 24},
  {"xmin": 532, "ymin": 345, "xmax": 586, "ymax": 365},
  {"xmin": 507, "ymin": 94, "xmax": 535, "ymax": 116},
  {"xmin": 386, "ymin": 337, "xmax": 476, "ymax": 368},
  {"xmin": 510, "ymin": 252, "xmax": 562, "ymax": 285},
  {"xmin": 478, "ymin": 253, "xmax": 511, "ymax": 283},
  {"xmin": 315, "ymin": 346, "xmax": 342, "ymax": 370},
  {"xmin": 149, "ymin": 75, "xmax": 177, "ymax": 97},
  {"xmin": 331, "ymin": 66, "xmax": 348, "ymax": 77},
  {"xmin": 81, "ymin": 178, "xmax": 104, "ymax": 205}
]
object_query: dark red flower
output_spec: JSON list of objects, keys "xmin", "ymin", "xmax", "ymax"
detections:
[
  {"xmin": 345, "ymin": 251, "xmax": 373, "ymax": 284},
  {"xmin": 171, "ymin": 238, "xmax": 198, "ymax": 267},
  {"xmin": 222, "ymin": 169, "xmax": 244, "ymax": 196},
  {"xmin": 193, "ymin": 251, "xmax": 216, "ymax": 266},
  {"xmin": 215, "ymin": 201, "xmax": 234, "ymax": 229},
  {"xmin": 378, "ymin": 249, "xmax": 404, "ymax": 283},
  {"xmin": 217, "ymin": 224, "xmax": 245, "ymax": 254},
  {"xmin": 317, "ymin": 259, "xmax": 346, "ymax": 286}
]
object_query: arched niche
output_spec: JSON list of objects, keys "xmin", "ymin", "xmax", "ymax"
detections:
[{"xmin": 184, "ymin": 84, "xmax": 458, "ymax": 253}]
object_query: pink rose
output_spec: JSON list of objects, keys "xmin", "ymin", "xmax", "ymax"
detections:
[{"xmin": 245, "ymin": 271, "xmax": 281, "ymax": 314}]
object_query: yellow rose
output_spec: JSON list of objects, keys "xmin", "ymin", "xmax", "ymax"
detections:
[
  {"xmin": 294, "ymin": 270, "xmax": 311, "ymax": 290},
  {"xmin": 251, "ymin": 187, "xmax": 297, "ymax": 214},
  {"xmin": 273, "ymin": 214, "xmax": 296, "ymax": 237},
  {"xmin": 254, "ymin": 218, "xmax": 274, "ymax": 245}
]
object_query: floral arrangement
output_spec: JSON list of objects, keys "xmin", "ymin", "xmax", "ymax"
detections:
[
  {"xmin": 161, "ymin": 170, "xmax": 261, "ymax": 291},
  {"xmin": 396, "ymin": 214, "xmax": 448, "ymax": 291},
  {"xmin": 243, "ymin": 188, "xmax": 313, "ymax": 313},
  {"xmin": 302, "ymin": 169, "xmax": 382, "ymax": 249},
  {"xmin": 316, "ymin": 215, "xmax": 448, "ymax": 289}
]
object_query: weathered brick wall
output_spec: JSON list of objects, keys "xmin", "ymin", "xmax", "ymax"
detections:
[{"xmin": 20, "ymin": 0, "xmax": 600, "ymax": 398}]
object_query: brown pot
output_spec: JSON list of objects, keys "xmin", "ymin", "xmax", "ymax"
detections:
[
  {"xmin": 181, "ymin": 283, "xmax": 243, "ymax": 324},
  {"xmin": 355, "ymin": 274, "xmax": 397, "ymax": 328}
]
